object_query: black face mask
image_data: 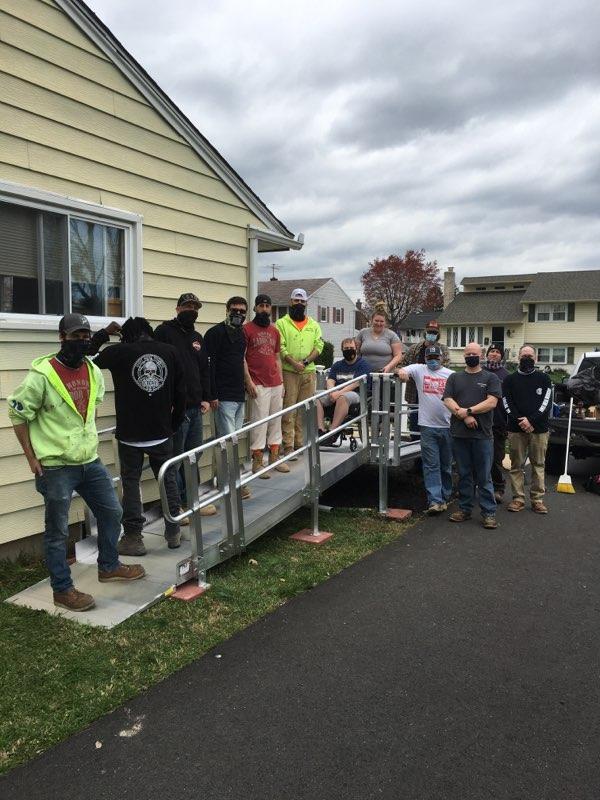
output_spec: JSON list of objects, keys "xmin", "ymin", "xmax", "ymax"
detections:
[
  {"xmin": 228, "ymin": 311, "xmax": 246, "ymax": 327},
  {"xmin": 465, "ymin": 355, "xmax": 480, "ymax": 368},
  {"xmin": 254, "ymin": 311, "xmax": 270, "ymax": 327},
  {"xmin": 57, "ymin": 339, "xmax": 90, "ymax": 368},
  {"xmin": 177, "ymin": 309, "xmax": 198, "ymax": 329},
  {"xmin": 519, "ymin": 356, "xmax": 536, "ymax": 373},
  {"xmin": 289, "ymin": 304, "xmax": 306, "ymax": 321},
  {"xmin": 343, "ymin": 349, "xmax": 357, "ymax": 361}
]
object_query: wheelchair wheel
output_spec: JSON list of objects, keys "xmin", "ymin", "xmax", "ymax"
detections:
[{"xmin": 349, "ymin": 437, "xmax": 358, "ymax": 452}]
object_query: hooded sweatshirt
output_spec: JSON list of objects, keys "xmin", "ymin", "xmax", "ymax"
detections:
[{"xmin": 8, "ymin": 354, "xmax": 104, "ymax": 466}]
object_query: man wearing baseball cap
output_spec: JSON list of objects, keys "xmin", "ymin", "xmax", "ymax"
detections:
[
  {"xmin": 155, "ymin": 292, "xmax": 216, "ymax": 517},
  {"xmin": 396, "ymin": 344, "xmax": 454, "ymax": 514},
  {"xmin": 402, "ymin": 320, "xmax": 450, "ymax": 439},
  {"xmin": 7, "ymin": 314, "xmax": 145, "ymax": 612},
  {"xmin": 276, "ymin": 287, "xmax": 324, "ymax": 459}
]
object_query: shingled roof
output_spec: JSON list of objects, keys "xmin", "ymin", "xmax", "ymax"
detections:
[
  {"xmin": 437, "ymin": 291, "xmax": 526, "ymax": 324},
  {"xmin": 399, "ymin": 312, "xmax": 439, "ymax": 329},
  {"xmin": 521, "ymin": 270, "xmax": 600, "ymax": 302},
  {"xmin": 462, "ymin": 274, "xmax": 536, "ymax": 285},
  {"xmin": 257, "ymin": 279, "xmax": 331, "ymax": 306}
]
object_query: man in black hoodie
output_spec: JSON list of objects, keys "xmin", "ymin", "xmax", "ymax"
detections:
[
  {"xmin": 90, "ymin": 317, "xmax": 186, "ymax": 554},
  {"xmin": 154, "ymin": 293, "xmax": 216, "ymax": 517}
]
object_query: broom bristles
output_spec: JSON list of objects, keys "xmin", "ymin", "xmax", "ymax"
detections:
[{"xmin": 557, "ymin": 474, "xmax": 575, "ymax": 494}]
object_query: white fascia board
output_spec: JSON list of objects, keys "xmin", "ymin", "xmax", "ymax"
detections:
[
  {"xmin": 57, "ymin": 0, "xmax": 295, "ymax": 239},
  {"xmin": 247, "ymin": 226, "xmax": 304, "ymax": 251}
]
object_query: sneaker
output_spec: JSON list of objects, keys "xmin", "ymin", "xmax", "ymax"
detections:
[
  {"xmin": 507, "ymin": 499, "xmax": 525, "ymax": 512},
  {"xmin": 98, "ymin": 563, "xmax": 146, "ymax": 582},
  {"xmin": 494, "ymin": 492, "xmax": 504, "ymax": 504},
  {"xmin": 426, "ymin": 503, "xmax": 442, "ymax": 515},
  {"xmin": 165, "ymin": 531, "xmax": 181, "ymax": 549},
  {"xmin": 241, "ymin": 484, "xmax": 252, "ymax": 500},
  {"xmin": 449, "ymin": 510, "xmax": 471, "ymax": 523},
  {"xmin": 482, "ymin": 516, "xmax": 498, "ymax": 530},
  {"xmin": 53, "ymin": 587, "xmax": 95, "ymax": 612},
  {"xmin": 532, "ymin": 501, "xmax": 548, "ymax": 514},
  {"xmin": 283, "ymin": 448, "xmax": 299, "ymax": 462},
  {"xmin": 118, "ymin": 533, "xmax": 146, "ymax": 557},
  {"xmin": 438, "ymin": 502, "xmax": 448, "ymax": 511}
]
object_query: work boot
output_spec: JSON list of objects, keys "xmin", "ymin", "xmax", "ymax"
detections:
[
  {"xmin": 117, "ymin": 533, "xmax": 146, "ymax": 556},
  {"xmin": 165, "ymin": 531, "xmax": 181, "ymax": 549},
  {"xmin": 532, "ymin": 500, "xmax": 548, "ymax": 514},
  {"xmin": 269, "ymin": 446, "xmax": 290, "ymax": 473},
  {"xmin": 252, "ymin": 449, "xmax": 270, "ymax": 479},
  {"xmin": 507, "ymin": 499, "xmax": 525, "ymax": 512},
  {"xmin": 482, "ymin": 516, "xmax": 498, "ymax": 530},
  {"xmin": 241, "ymin": 484, "xmax": 252, "ymax": 500},
  {"xmin": 283, "ymin": 447, "xmax": 299, "ymax": 462},
  {"xmin": 426, "ymin": 503, "xmax": 443, "ymax": 515},
  {"xmin": 179, "ymin": 507, "xmax": 190, "ymax": 526},
  {"xmin": 53, "ymin": 587, "xmax": 95, "ymax": 612},
  {"xmin": 98, "ymin": 563, "xmax": 146, "ymax": 582},
  {"xmin": 449, "ymin": 510, "xmax": 471, "ymax": 523}
]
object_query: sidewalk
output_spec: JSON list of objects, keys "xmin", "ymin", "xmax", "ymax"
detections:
[{"xmin": 3, "ymin": 482, "xmax": 600, "ymax": 799}]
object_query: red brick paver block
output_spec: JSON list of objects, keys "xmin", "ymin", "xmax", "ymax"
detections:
[
  {"xmin": 171, "ymin": 582, "xmax": 210, "ymax": 602},
  {"xmin": 290, "ymin": 529, "xmax": 334, "ymax": 544},
  {"xmin": 386, "ymin": 508, "xmax": 413, "ymax": 521}
]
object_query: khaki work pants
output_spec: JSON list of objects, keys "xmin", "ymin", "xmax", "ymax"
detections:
[
  {"xmin": 508, "ymin": 431, "xmax": 549, "ymax": 502},
  {"xmin": 248, "ymin": 385, "xmax": 284, "ymax": 451},
  {"xmin": 281, "ymin": 371, "xmax": 317, "ymax": 450}
]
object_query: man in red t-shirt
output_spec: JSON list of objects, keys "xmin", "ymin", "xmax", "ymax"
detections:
[{"xmin": 243, "ymin": 294, "xmax": 290, "ymax": 477}]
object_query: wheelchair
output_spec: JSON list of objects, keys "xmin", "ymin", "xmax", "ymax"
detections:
[{"xmin": 320, "ymin": 401, "xmax": 363, "ymax": 452}]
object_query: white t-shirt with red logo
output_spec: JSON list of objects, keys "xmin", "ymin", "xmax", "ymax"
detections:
[{"xmin": 403, "ymin": 363, "xmax": 453, "ymax": 428}]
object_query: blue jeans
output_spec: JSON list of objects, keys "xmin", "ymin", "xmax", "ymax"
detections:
[
  {"xmin": 452, "ymin": 437, "xmax": 496, "ymax": 517},
  {"xmin": 35, "ymin": 459, "xmax": 122, "ymax": 593},
  {"xmin": 172, "ymin": 406, "xmax": 204, "ymax": 507},
  {"xmin": 215, "ymin": 401, "xmax": 245, "ymax": 437},
  {"xmin": 420, "ymin": 426, "xmax": 453, "ymax": 506}
]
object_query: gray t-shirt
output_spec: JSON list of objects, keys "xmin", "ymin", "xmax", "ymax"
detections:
[
  {"xmin": 442, "ymin": 369, "xmax": 502, "ymax": 439},
  {"xmin": 355, "ymin": 327, "xmax": 401, "ymax": 372}
]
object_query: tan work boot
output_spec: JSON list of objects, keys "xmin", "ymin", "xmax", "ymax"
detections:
[
  {"xmin": 98, "ymin": 563, "xmax": 146, "ymax": 582},
  {"xmin": 118, "ymin": 533, "xmax": 146, "ymax": 556},
  {"xmin": 507, "ymin": 499, "xmax": 525, "ymax": 512},
  {"xmin": 252, "ymin": 449, "xmax": 270, "ymax": 479},
  {"xmin": 449, "ymin": 510, "xmax": 472, "ymax": 523},
  {"xmin": 269, "ymin": 445, "xmax": 290, "ymax": 473},
  {"xmin": 53, "ymin": 587, "xmax": 95, "ymax": 612},
  {"xmin": 200, "ymin": 504, "xmax": 218, "ymax": 516},
  {"xmin": 241, "ymin": 484, "xmax": 252, "ymax": 500},
  {"xmin": 532, "ymin": 500, "xmax": 548, "ymax": 514},
  {"xmin": 283, "ymin": 447, "xmax": 299, "ymax": 462}
]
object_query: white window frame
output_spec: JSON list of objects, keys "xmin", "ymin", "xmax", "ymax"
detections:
[
  {"xmin": 535, "ymin": 302, "xmax": 567, "ymax": 323},
  {"xmin": 536, "ymin": 346, "xmax": 567, "ymax": 365},
  {"xmin": 0, "ymin": 180, "xmax": 143, "ymax": 331}
]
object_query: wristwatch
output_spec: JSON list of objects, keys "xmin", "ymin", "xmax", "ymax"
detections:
[
  {"xmin": 302, "ymin": 358, "xmax": 310, "ymax": 367},
  {"xmin": 466, "ymin": 407, "xmax": 473, "ymax": 416}
]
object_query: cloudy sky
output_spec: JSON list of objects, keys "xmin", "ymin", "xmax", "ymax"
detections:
[{"xmin": 88, "ymin": 0, "xmax": 600, "ymax": 300}]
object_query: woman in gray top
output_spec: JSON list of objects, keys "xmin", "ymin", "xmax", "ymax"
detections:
[{"xmin": 355, "ymin": 309, "xmax": 403, "ymax": 373}]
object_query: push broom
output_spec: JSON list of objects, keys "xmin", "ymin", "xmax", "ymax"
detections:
[{"xmin": 557, "ymin": 397, "xmax": 575, "ymax": 494}]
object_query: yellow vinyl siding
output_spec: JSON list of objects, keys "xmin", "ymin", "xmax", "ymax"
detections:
[
  {"xmin": 0, "ymin": 0, "xmax": 270, "ymax": 547},
  {"xmin": 524, "ymin": 302, "xmax": 600, "ymax": 344}
]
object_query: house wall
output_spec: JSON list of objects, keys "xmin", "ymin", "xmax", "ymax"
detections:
[
  {"xmin": 0, "ymin": 0, "xmax": 266, "ymax": 546},
  {"xmin": 306, "ymin": 280, "xmax": 356, "ymax": 358}
]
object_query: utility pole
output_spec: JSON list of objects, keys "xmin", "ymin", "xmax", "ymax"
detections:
[{"xmin": 268, "ymin": 264, "xmax": 281, "ymax": 281}]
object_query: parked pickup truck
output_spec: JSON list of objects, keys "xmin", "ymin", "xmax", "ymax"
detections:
[{"xmin": 545, "ymin": 352, "xmax": 600, "ymax": 474}]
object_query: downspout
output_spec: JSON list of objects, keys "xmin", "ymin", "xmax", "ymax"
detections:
[{"xmin": 248, "ymin": 235, "xmax": 259, "ymax": 306}]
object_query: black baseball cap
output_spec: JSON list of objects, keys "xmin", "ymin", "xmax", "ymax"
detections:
[
  {"xmin": 177, "ymin": 292, "xmax": 202, "ymax": 308},
  {"xmin": 254, "ymin": 293, "xmax": 272, "ymax": 306},
  {"xmin": 425, "ymin": 345, "xmax": 442, "ymax": 358},
  {"xmin": 59, "ymin": 313, "xmax": 91, "ymax": 335}
]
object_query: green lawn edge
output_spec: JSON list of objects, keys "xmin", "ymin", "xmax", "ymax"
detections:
[{"xmin": 0, "ymin": 507, "xmax": 415, "ymax": 774}]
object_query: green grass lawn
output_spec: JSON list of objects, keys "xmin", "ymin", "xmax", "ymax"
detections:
[{"xmin": 0, "ymin": 507, "xmax": 413, "ymax": 775}]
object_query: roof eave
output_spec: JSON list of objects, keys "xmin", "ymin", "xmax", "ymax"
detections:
[{"xmin": 59, "ymin": 0, "xmax": 295, "ymax": 239}]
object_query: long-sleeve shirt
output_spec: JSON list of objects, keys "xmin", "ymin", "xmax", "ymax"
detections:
[
  {"xmin": 154, "ymin": 318, "xmax": 212, "ymax": 407},
  {"xmin": 203, "ymin": 321, "xmax": 246, "ymax": 402},
  {"xmin": 502, "ymin": 370, "xmax": 552, "ymax": 433},
  {"xmin": 275, "ymin": 315, "xmax": 324, "ymax": 373}
]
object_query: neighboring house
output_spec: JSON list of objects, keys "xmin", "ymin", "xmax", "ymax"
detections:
[
  {"xmin": 438, "ymin": 270, "xmax": 600, "ymax": 367},
  {"xmin": 257, "ymin": 278, "xmax": 356, "ymax": 356},
  {"xmin": 397, "ymin": 312, "xmax": 439, "ymax": 346},
  {"xmin": 0, "ymin": 0, "xmax": 302, "ymax": 556}
]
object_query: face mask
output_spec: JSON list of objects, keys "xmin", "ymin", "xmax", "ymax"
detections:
[
  {"xmin": 57, "ymin": 339, "xmax": 90, "ymax": 368},
  {"xmin": 519, "ymin": 355, "xmax": 535, "ymax": 373},
  {"xmin": 177, "ymin": 309, "xmax": 198, "ymax": 329},
  {"xmin": 289, "ymin": 304, "xmax": 306, "ymax": 321},
  {"xmin": 426, "ymin": 359, "xmax": 441, "ymax": 370},
  {"xmin": 343, "ymin": 349, "xmax": 357, "ymax": 361},
  {"xmin": 254, "ymin": 311, "xmax": 270, "ymax": 327},
  {"xmin": 425, "ymin": 333, "xmax": 437, "ymax": 342},
  {"xmin": 465, "ymin": 355, "xmax": 480, "ymax": 368},
  {"xmin": 228, "ymin": 310, "xmax": 246, "ymax": 327}
]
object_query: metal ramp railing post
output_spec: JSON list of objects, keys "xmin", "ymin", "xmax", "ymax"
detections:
[
  {"xmin": 393, "ymin": 376, "xmax": 402, "ymax": 465},
  {"xmin": 215, "ymin": 439, "xmax": 238, "ymax": 560},
  {"xmin": 182, "ymin": 450, "xmax": 209, "ymax": 590},
  {"xmin": 359, "ymin": 379, "xmax": 370, "ymax": 448},
  {"xmin": 228, "ymin": 434, "xmax": 246, "ymax": 552},
  {"xmin": 378, "ymin": 375, "xmax": 391, "ymax": 514},
  {"xmin": 307, "ymin": 398, "xmax": 322, "ymax": 536}
]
